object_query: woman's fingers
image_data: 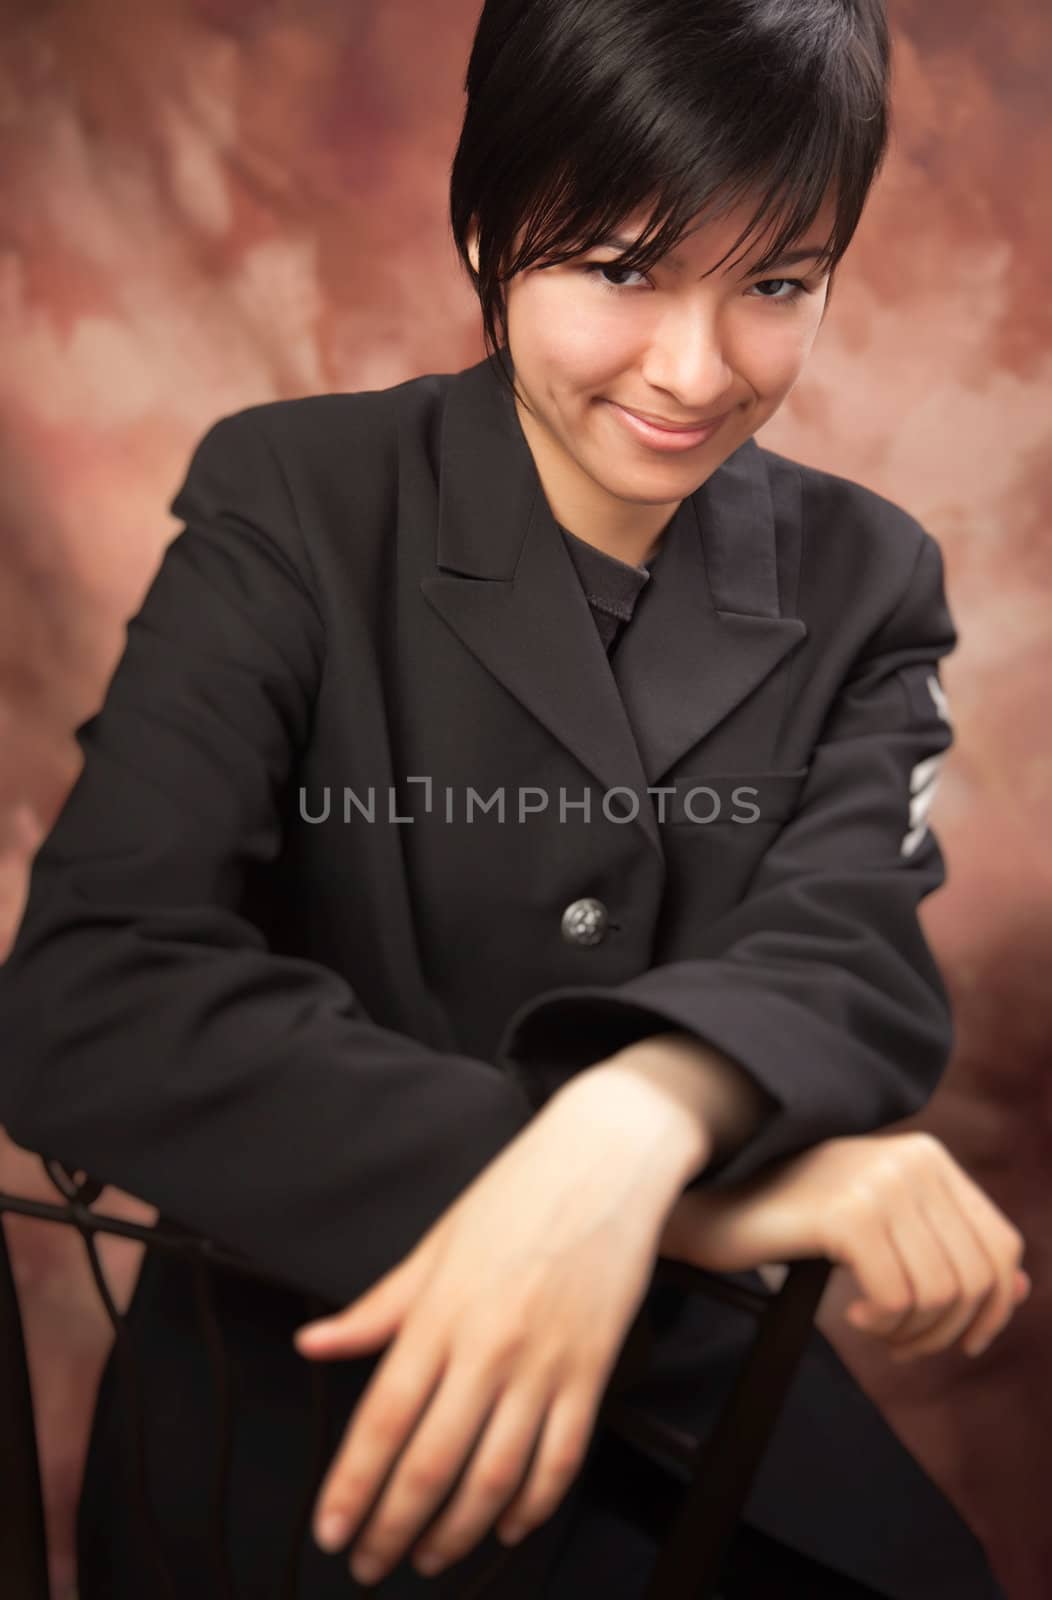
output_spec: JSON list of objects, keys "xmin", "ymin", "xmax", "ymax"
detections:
[
  {"xmin": 822, "ymin": 1146, "xmax": 959, "ymax": 1344},
  {"xmin": 823, "ymin": 1206, "xmax": 915, "ymax": 1337},
  {"xmin": 311, "ymin": 1331, "xmax": 446, "ymax": 1566},
  {"xmin": 341, "ymin": 1353, "xmax": 514, "ymax": 1585},
  {"xmin": 882, "ymin": 1181, "xmax": 999, "ymax": 1360},
  {"xmin": 931, "ymin": 1166, "xmax": 1026, "ymax": 1357},
  {"xmin": 836, "ymin": 1138, "xmax": 1029, "ymax": 1362},
  {"xmin": 877, "ymin": 1197, "xmax": 965, "ymax": 1347},
  {"xmin": 408, "ymin": 1377, "xmax": 551, "ymax": 1576},
  {"xmin": 961, "ymin": 1266, "xmax": 1029, "ymax": 1359},
  {"xmin": 493, "ymin": 1376, "xmax": 602, "ymax": 1546},
  {"xmin": 337, "ymin": 1345, "xmax": 604, "ymax": 1585}
]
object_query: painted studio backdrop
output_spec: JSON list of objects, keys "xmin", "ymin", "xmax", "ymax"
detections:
[{"xmin": 0, "ymin": 2, "xmax": 1049, "ymax": 1596}]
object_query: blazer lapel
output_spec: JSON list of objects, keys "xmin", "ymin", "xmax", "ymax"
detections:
[
  {"xmin": 611, "ymin": 436, "xmax": 807, "ymax": 786},
  {"xmin": 421, "ymin": 357, "xmax": 663, "ymax": 856},
  {"xmin": 419, "ymin": 356, "xmax": 806, "ymax": 858}
]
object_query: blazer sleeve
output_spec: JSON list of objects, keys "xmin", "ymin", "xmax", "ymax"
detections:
[
  {"xmin": 495, "ymin": 525, "xmax": 959, "ymax": 1190},
  {"xmin": 0, "ymin": 411, "xmax": 536, "ymax": 1307}
]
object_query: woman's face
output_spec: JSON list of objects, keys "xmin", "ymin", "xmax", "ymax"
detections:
[{"xmin": 481, "ymin": 190, "xmax": 838, "ymax": 554}]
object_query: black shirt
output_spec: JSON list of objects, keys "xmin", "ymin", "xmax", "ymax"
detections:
[{"xmin": 559, "ymin": 521, "xmax": 668, "ymax": 656}]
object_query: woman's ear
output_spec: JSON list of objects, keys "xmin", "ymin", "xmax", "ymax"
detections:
[{"xmin": 466, "ymin": 221, "xmax": 480, "ymax": 276}]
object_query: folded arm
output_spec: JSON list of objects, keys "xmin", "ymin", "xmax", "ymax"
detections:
[
  {"xmin": 0, "ymin": 412, "xmax": 541, "ymax": 1309},
  {"xmin": 498, "ymin": 524, "xmax": 958, "ymax": 1189}
]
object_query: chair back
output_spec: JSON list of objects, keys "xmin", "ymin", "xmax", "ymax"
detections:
[{"xmin": 0, "ymin": 1157, "xmax": 831, "ymax": 1600}]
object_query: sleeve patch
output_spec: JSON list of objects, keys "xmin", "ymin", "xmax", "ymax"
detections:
[
  {"xmin": 899, "ymin": 664, "xmax": 954, "ymax": 731},
  {"xmin": 901, "ymin": 751, "xmax": 946, "ymax": 856},
  {"xmin": 927, "ymin": 673, "xmax": 952, "ymax": 725}
]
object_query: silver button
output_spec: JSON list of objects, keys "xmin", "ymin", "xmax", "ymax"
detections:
[{"xmin": 561, "ymin": 897, "xmax": 609, "ymax": 947}]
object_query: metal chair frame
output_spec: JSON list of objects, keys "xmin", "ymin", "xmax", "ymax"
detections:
[{"xmin": 0, "ymin": 1156, "xmax": 831, "ymax": 1600}]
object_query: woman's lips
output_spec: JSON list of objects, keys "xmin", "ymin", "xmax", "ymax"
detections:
[{"xmin": 607, "ymin": 401, "xmax": 731, "ymax": 452}]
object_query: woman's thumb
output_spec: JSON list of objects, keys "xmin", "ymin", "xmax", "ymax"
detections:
[{"xmin": 293, "ymin": 1253, "xmax": 421, "ymax": 1356}]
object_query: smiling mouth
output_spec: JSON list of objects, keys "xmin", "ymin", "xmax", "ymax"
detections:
[
  {"xmin": 623, "ymin": 408, "xmax": 727, "ymax": 430},
  {"xmin": 604, "ymin": 402, "xmax": 734, "ymax": 451}
]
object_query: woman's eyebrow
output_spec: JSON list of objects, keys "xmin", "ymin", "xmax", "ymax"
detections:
[{"xmin": 595, "ymin": 235, "xmax": 828, "ymax": 272}]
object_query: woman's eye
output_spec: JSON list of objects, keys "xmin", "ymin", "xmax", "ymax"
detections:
[
  {"xmin": 748, "ymin": 277, "xmax": 811, "ymax": 305},
  {"xmin": 582, "ymin": 262, "xmax": 650, "ymax": 292},
  {"xmin": 581, "ymin": 264, "xmax": 814, "ymax": 305}
]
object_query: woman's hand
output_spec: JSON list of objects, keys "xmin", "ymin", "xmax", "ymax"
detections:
[
  {"xmin": 658, "ymin": 1131, "xmax": 1030, "ymax": 1362},
  {"xmin": 290, "ymin": 1071, "xmax": 696, "ymax": 1588}
]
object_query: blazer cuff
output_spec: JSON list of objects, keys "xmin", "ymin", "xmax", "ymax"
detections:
[
  {"xmin": 496, "ymin": 973, "xmax": 924, "ymax": 1188},
  {"xmin": 496, "ymin": 986, "xmax": 787, "ymax": 1182}
]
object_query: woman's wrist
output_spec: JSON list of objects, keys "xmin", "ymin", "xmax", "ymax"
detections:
[
  {"xmin": 551, "ymin": 1029, "xmax": 778, "ymax": 1188},
  {"xmin": 607, "ymin": 1032, "xmax": 777, "ymax": 1173},
  {"xmin": 546, "ymin": 1047, "xmax": 715, "ymax": 1204}
]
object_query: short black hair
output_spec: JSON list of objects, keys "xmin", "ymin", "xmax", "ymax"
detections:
[{"xmin": 450, "ymin": 0, "xmax": 891, "ymax": 403}]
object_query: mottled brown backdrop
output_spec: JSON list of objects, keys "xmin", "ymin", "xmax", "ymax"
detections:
[{"xmin": 0, "ymin": 2, "xmax": 1048, "ymax": 1596}]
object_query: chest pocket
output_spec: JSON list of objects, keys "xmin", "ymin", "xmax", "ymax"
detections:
[
  {"xmin": 656, "ymin": 766, "xmax": 812, "ymax": 931},
  {"xmin": 658, "ymin": 767, "xmax": 810, "ymax": 828}
]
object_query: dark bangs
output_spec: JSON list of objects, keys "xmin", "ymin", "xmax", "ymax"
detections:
[{"xmin": 450, "ymin": 0, "xmax": 891, "ymax": 399}]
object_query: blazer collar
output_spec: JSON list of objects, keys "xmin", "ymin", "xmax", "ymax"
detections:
[{"xmin": 420, "ymin": 354, "xmax": 806, "ymax": 862}]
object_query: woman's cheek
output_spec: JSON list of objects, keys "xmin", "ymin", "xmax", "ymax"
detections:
[
  {"xmin": 545, "ymin": 305, "xmax": 634, "ymax": 372},
  {"xmin": 736, "ymin": 321, "xmax": 817, "ymax": 399}
]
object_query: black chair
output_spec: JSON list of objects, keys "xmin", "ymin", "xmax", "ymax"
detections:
[{"xmin": 0, "ymin": 1154, "xmax": 831, "ymax": 1600}]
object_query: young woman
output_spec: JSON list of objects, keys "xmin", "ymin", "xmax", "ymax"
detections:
[{"xmin": 0, "ymin": 1, "xmax": 1028, "ymax": 1596}]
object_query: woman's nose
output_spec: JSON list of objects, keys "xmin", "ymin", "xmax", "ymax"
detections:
[{"xmin": 640, "ymin": 309, "xmax": 736, "ymax": 412}]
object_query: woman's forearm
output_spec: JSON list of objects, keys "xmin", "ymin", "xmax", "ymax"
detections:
[
  {"xmin": 558, "ymin": 1030, "xmax": 779, "ymax": 1185},
  {"xmin": 550, "ymin": 1030, "xmax": 779, "ymax": 1196}
]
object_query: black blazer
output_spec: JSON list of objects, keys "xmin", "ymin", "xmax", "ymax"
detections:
[{"xmin": 0, "ymin": 355, "xmax": 1001, "ymax": 1598}]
